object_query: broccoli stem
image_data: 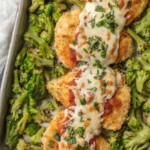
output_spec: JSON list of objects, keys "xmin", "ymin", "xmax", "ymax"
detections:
[
  {"xmin": 11, "ymin": 91, "xmax": 28, "ymax": 119},
  {"xmin": 15, "ymin": 46, "xmax": 27, "ymax": 68},
  {"xmin": 136, "ymin": 70, "xmax": 149, "ymax": 93},
  {"xmin": 29, "ymin": 0, "xmax": 44, "ymax": 13},
  {"xmin": 16, "ymin": 102, "xmax": 30, "ymax": 134},
  {"xmin": 12, "ymin": 70, "xmax": 22, "ymax": 94}
]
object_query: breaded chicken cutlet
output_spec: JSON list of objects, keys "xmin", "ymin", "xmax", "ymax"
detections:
[
  {"xmin": 47, "ymin": 69, "xmax": 131, "ymax": 131},
  {"xmin": 54, "ymin": 0, "xmax": 148, "ymax": 69},
  {"xmin": 42, "ymin": 110, "xmax": 110, "ymax": 150}
]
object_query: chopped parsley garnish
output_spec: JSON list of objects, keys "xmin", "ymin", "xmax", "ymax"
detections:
[
  {"xmin": 65, "ymin": 136, "xmax": 77, "ymax": 145},
  {"xmin": 67, "ymin": 126, "xmax": 75, "ymax": 136},
  {"xmin": 76, "ymin": 142, "xmax": 89, "ymax": 150},
  {"xmin": 108, "ymin": 0, "xmax": 119, "ymax": 9},
  {"xmin": 96, "ymin": 11, "xmax": 118, "ymax": 33},
  {"xmin": 78, "ymin": 61, "xmax": 87, "ymax": 67},
  {"xmin": 93, "ymin": 60, "xmax": 106, "ymax": 70},
  {"xmin": 94, "ymin": 70, "xmax": 106, "ymax": 80},
  {"xmin": 88, "ymin": 87, "xmax": 97, "ymax": 92},
  {"xmin": 88, "ymin": 79, "xmax": 92, "ymax": 84},
  {"xmin": 72, "ymin": 40, "xmax": 77, "ymax": 45},
  {"xmin": 83, "ymin": 48, "xmax": 88, "ymax": 53},
  {"xmin": 95, "ymin": 5, "xmax": 105, "ymax": 12},
  {"xmin": 53, "ymin": 132, "xmax": 60, "ymax": 141},
  {"xmin": 75, "ymin": 127, "xmax": 85, "ymax": 137},
  {"xmin": 48, "ymin": 140, "xmax": 54, "ymax": 148},
  {"xmin": 94, "ymin": 102, "xmax": 99, "ymax": 111},
  {"xmin": 102, "ymin": 80, "xmax": 107, "ymax": 94},
  {"xmin": 88, "ymin": 16, "xmax": 96, "ymax": 28},
  {"xmin": 80, "ymin": 98, "xmax": 87, "ymax": 105}
]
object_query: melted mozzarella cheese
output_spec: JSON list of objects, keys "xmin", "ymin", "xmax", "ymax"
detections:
[
  {"xmin": 70, "ymin": 0, "xmax": 128, "ymax": 66},
  {"xmin": 70, "ymin": 65, "xmax": 117, "ymax": 106}
]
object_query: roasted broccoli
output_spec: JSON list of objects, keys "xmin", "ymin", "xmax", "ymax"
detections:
[
  {"xmin": 131, "ymin": 88, "xmax": 145, "ymax": 108},
  {"xmin": 30, "ymin": 127, "xmax": 46, "ymax": 145},
  {"xmin": 66, "ymin": 0, "xmax": 85, "ymax": 9},
  {"xmin": 125, "ymin": 72, "xmax": 136, "ymax": 86},
  {"xmin": 127, "ymin": 28, "xmax": 150, "ymax": 52},
  {"xmin": 25, "ymin": 122, "xmax": 40, "ymax": 136},
  {"xmin": 26, "ymin": 71, "xmax": 46, "ymax": 101},
  {"xmin": 133, "ymin": 8, "xmax": 150, "ymax": 39},
  {"xmin": 16, "ymin": 139, "xmax": 30, "ymax": 150},
  {"xmin": 29, "ymin": 0, "xmax": 44, "ymax": 13},
  {"xmin": 127, "ymin": 108, "xmax": 141, "ymax": 131},
  {"xmin": 138, "ymin": 50, "xmax": 150, "ymax": 71},
  {"xmin": 136, "ymin": 70, "xmax": 149, "ymax": 93},
  {"xmin": 15, "ymin": 46, "xmax": 27, "ymax": 68},
  {"xmin": 142, "ymin": 99, "xmax": 150, "ymax": 112},
  {"xmin": 11, "ymin": 91, "xmax": 28, "ymax": 119},
  {"xmin": 5, "ymin": 115, "xmax": 20, "ymax": 149},
  {"xmin": 126, "ymin": 58, "xmax": 141, "ymax": 71},
  {"xmin": 16, "ymin": 102, "xmax": 30, "ymax": 134},
  {"xmin": 12, "ymin": 70, "xmax": 22, "ymax": 94},
  {"xmin": 108, "ymin": 131, "xmax": 123, "ymax": 150},
  {"xmin": 24, "ymin": 29, "xmax": 55, "ymax": 59},
  {"xmin": 122, "ymin": 109, "xmax": 150, "ymax": 150}
]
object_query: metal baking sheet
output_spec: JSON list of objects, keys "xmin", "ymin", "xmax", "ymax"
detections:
[{"xmin": 0, "ymin": 0, "xmax": 30, "ymax": 149}]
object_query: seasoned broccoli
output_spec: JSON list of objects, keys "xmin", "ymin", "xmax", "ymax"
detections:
[
  {"xmin": 122, "ymin": 109, "xmax": 150, "ymax": 150},
  {"xmin": 12, "ymin": 70, "xmax": 22, "ymax": 94},
  {"xmin": 127, "ymin": 108, "xmax": 141, "ymax": 131},
  {"xmin": 108, "ymin": 131, "xmax": 123, "ymax": 150},
  {"xmin": 16, "ymin": 139, "xmax": 30, "ymax": 150},
  {"xmin": 142, "ymin": 99, "xmax": 150, "ymax": 112},
  {"xmin": 132, "ymin": 88, "xmax": 145, "ymax": 108},
  {"xmin": 15, "ymin": 46, "xmax": 27, "ymax": 68},
  {"xmin": 126, "ymin": 58, "xmax": 141, "ymax": 71},
  {"xmin": 11, "ymin": 91, "xmax": 28, "ymax": 119},
  {"xmin": 125, "ymin": 72, "xmax": 136, "ymax": 86},
  {"xmin": 136, "ymin": 70, "xmax": 149, "ymax": 93},
  {"xmin": 39, "ymin": 101, "xmax": 53, "ymax": 111},
  {"xmin": 66, "ymin": 0, "xmax": 85, "ymax": 9},
  {"xmin": 26, "ymin": 71, "xmax": 46, "ymax": 100},
  {"xmin": 24, "ymin": 29, "xmax": 55, "ymax": 59},
  {"xmin": 16, "ymin": 103, "xmax": 30, "ymax": 134},
  {"xmin": 51, "ymin": 98, "xmax": 60, "ymax": 112},
  {"xmin": 138, "ymin": 50, "xmax": 150, "ymax": 71},
  {"xmin": 30, "ymin": 127, "xmax": 46, "ymax": 145},
  {"xmin": 133, "ymin": 8, "xmax": 150, "ymax": 39},
  {"xmin": 5, "ymin": 115, "xmax": 20, "ymax": 149},
  {"xmin": 127, "ymin": 28, "xmax": 150, "ymax": 52},
  {"xmin": 25, "ymin": 122, "xmax": 40, "ymax": 136},
  {"xmin": 29, "ymin": 0, "xmax": 44, "ymax": 13}
]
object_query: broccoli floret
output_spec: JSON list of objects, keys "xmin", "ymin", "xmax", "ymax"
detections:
[
  {"xmin": 138, "ymin": 50, "xmax": 150, "ymax": 71},
  {"xmin": 29, "ymin": 0, "xmax": 44, "ymax": 13},
  {"xmin": 142, "ymin": 99, "xmax": 150, "ymax": 112},
  {"xmin": 66, "ymin": 0, "xmax": 85, "ymax": 9},
  {"xmin": 25, "ymin": 122, "xmax": 39, "ymax": 136},
  {"xmin": 125, "ymin": 72, "xmax": 136, "ymax": 86},
  {"xmin": 11, "ymin": 91, "xmax": 28, "ymax": 119},
  {"xmin": 132, "ymin": 88, "xmax": 145, "ymax": 108},
  {"xmin": 51, "ymin": 64, "xmax": 67, "ymax": 79},
  {"xmin": 16, "ymin": 102, "xmax": 30, "ymax": 134},
  {"xmin": 127, "ymin": 108, "xmax": 141, "ymax": 131},
  {"xmin": 108, "ymin": 131, "xmax": 123, "ymax": 150},
  {"xmin": 133, "ymin": 8, "xmax": 150, "ymax": 39},
  {"xmin": 15, "ymin": 46, "xmax": 27, "ymax": 68},
  {"xmin": 51, "ymin": 99, "xmax": 60, "ymax": 112},
  {"xmin": 24, "ymin": 30, "xmax": 55, "ymax": 59},
  {"xmin": 26, "ymin": 71, "xmax": 47, "ymax": 100},
  {"xmin": 5, "ymin": 115, "xmax": 20, "ymax": 149},
  {"xmin": 122, "ymin": 109, "xmax": 150, "ymax": 150},
  {"xmin": 16, "ymin": 139, "xmax": 30, "ymax": 150},
  {"xmin": 39, "ymin": 101, "xmax": 54, "ymax": 111},
  {"xmin": 12, "ymin": 70, "xmax": 22, "ymax": 94},
  {"xmin": 127, "ymin": 28, "xmax": 150, "ymax": 52},
  {"xmin": 52, "ymin": 11, "xmax": 62, "ymax": 23},
  {"xmin": 30, "ymin": 127, "xmax": 46, "ymax": 145},
  {"xmin": 126, "ymin": 58, "xmax": 141, "ymax": 71},
  {"xmin": 136, "ymin": 70, "xmax": 149, "ymax": 93}
]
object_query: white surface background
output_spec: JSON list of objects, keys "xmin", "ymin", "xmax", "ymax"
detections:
[{"xmin": 0, "ymin": 0, "xmax": 19, "ymax": 74}]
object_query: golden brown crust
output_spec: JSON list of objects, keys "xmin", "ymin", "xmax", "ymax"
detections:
[
  {"xmin": 46, "ymin": 71, "xmax": 78, "ymax": 107},
  {"xmin": 102, "ymin": 85, "xmax": 131, "ymax": 131},
  {"xmin": 42, "ymin": 110, "xmax": 110, "ymax": 150},
  {"xmin": 54, "ymin": 8, "xmax": 82, "ymax": 69},
  {"xmin": 117, "ymin": 30, "xmax": 134, "ymax": 62},
  {"xmin": 125, "ymin": 0, "xmax": 148, "ymax": 26}
]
